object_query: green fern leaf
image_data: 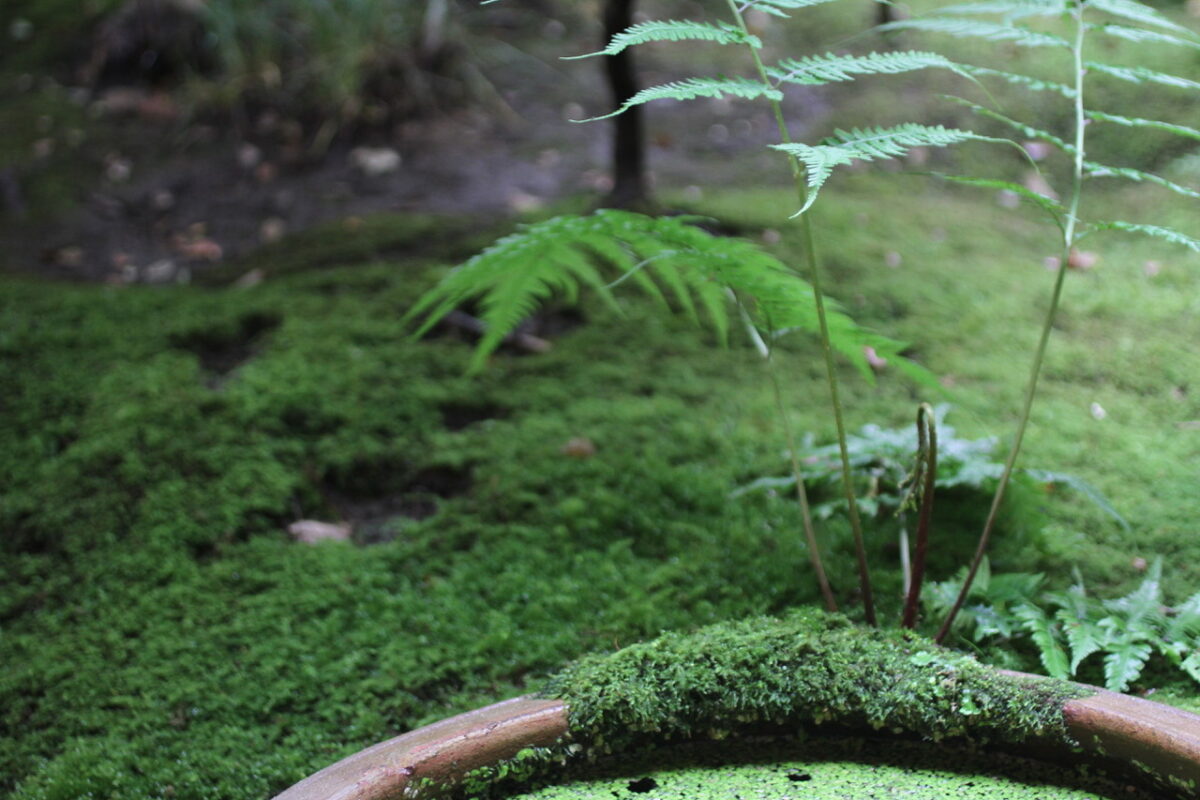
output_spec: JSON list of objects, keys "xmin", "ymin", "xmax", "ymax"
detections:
[
  {"xmin": 564, "ymin": 20, "xmax": 759, "ymax": 60},
  {"xmin": 772, "ymin": 124, "xmax": 1006, "ymax": 213},
  {"xmin": 1089, "ymin": 23, "xmax": 1200, "ymax": 50},
  {"xmin": 1086, "ymin": 0, "xmax": 1197, "ymax": 35},
  {"xmin": 1104, "ymin": 558, "xmax": 1163, "ymax": 623},
  {"xmin": 951, "ymin": 98, "xmax": 1074, "ymax": 152},
  {"xmin": 404, "ymin": 211, "xmax": 915, "ymax": 378},
  {"xmin": 936, "ymin": 0, "xmax": 1067, "ymax": 19},
  {"xmin": 1182, "ymin": 651, "xmax": 1200, "ymax": 685},
  {"xmin": 964, "ymin": 66, "xmax": 1075, "ymax": 97},
  {"xmin": 768, "ymin": 51, "xmax": 972, "ymax": 86},
  {"xmin": 746, "ymin": 0, "xmax": 843, "ymax": 16},
  {"xmin": 1023, "ymin": 469, "xmax": 1130, "ymax": 530},
  {"xmin": 877, "ymin": 17, "xmax": 1070, "ymax": 48},
  {"xmin": 1085, "ymin": 62, "xmax": 1200, "ymax": 92},
  {"xmin": 1085, "ymin": 163, "xmax": 1200, "ymax": 201},
  {"xmin": 1054, "ymin": 608, "xmax": 1106, "ymax": 673},
  {"xmin": 1102, "ymin": 642, "xmax": 1153, "ymax": 691},
  {"xmin": 1166, "ymin": 592, "xmax": 1200, "ymax": 642},
  {"xmin": 932, "ymin": 174, "xmax": 1065, "ymax": 228},
  {"xmin": 1089, "ymin": 219, "xmax": 1200, "ymax": 251},
  {"xmin": 1015, "ymin": 603, "xmax": 1070, "ymax": 679},
  {"xmin": 1087, "ymin": 110, "xmax": 1200, "ymax": 142},
  {"xmin": 576, "ymin": 77, "xmax": 782, "ymax": 122}
]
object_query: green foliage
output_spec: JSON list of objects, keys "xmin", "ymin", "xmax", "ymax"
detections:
[
  {"xmin": 768, "ymin": 50, "xmax": 972, "ymax": 85},
  {"xmin": 927, "ymin": 560, "xmax": 1200, "ymax": 692},
  {"xmin": 576, "ymin": 77, "xmax": 783, "ymax": 122},
  {"xmin": 402, "ymin": 210, "xmax": 917, "ymax": 377},
  {"xmin": 565, "ymin": 20, "xmax": 760, "ymax": 59},
  {"xmin": 731, "ymin": 405, "xmax": 1127, "ymax": 529},
  {"xmin": 772, "ymin": 125, "xmax": 1007, "ymax": 213}
]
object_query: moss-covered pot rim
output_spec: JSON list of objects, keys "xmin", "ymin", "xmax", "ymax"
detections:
[
  {"xmin": 272, "ymin": 613, "xmax": 1200, "ymax": 800},
  {"xmin": 271, "ymin": 685, "xmax": 1200, "ymax": 800}
]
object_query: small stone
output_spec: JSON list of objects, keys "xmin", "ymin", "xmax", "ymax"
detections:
[
  {"xmin": 288, "ymin": 520, "xmax": 352, "ymax": 544},
  {"xmin": 506, "ymin": 190, "xmax": 543, "ymax": 213},
  {"xmin": 175, "ymin": 237, "xmax": 223, "ymax": 262},
  {"xmin": 55, "ymin": 246, "xmax": 84, "ymax": 268},
  {"xmin": 142, "ymin": 259, "xmax": 178, "ymax": 284},
  {"xmin": 1143, "ymin": 260, "xmax": 1162, "ymax": 277},
  {"xmin": 561, "ymin": 437, "xmax": 596, "ymax": 459},
  {"xmin": 105, "ymin": 155, "xmax": 132, "ymax": 183},
  {"xmin": 1067, "ymin": 249, "xmax": 1098, "ymax": 270},
  {"xmin": 761, "ymin": 228, "xmax": 781, "ymax": 245},
  {"xmin": 233, "ymin": 268, "xmax": 265, "ymax": 289},
  {"xmin": 864, "ymin": 346, "xmax": 888, "ymax": 371},
  {"xmin": 350, "ymin": 147, "xmax": 401, "ymax": 177},
  {"xmin": 1131, "ymin": 557, "xmax": 1148, "ymax": 572},
  {"xmin": 254, "ymin": 162, "xmax": 278, "ymax": 183},
  {"xmin": 884, "ymin": 251, "xmax": 902, "ymax": 268},
  {"xmin": 32, "ymin": 138, "xmax": 54, "ymax": 159},
  {"xmin": 151, "ymin": 189, "xmax": 175, "ymax": 211},
  {"xmin": 1022, "ymin": 141, "xmax": 1053, "ymax": 161},
  {"xmin": 259, "ymin": 217, "xmax": 287, "ymax": 244},
  {"xmin": 10, "ymin": 18, "xmax": 33, "ymax": 41},
  {"xmin": 237, "ymin": 142, "xmax": 263, "ymax": 170},
  {"xmin": 1089, "ymin": 402, "xmax": 1107, "ymax": 421}
]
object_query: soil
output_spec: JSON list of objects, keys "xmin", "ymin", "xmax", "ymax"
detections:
[{"xmin": 0, "ymin": 22, "xmax": 822, "ymax": 286}]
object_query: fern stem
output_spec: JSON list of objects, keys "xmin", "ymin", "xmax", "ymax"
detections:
[
  {"xmin": 936, "ymin": 0, "xmax": 1087, "ymax": 644},
  {"xmin": 726, "ymin": 0, "xmax": 877, "ymax": 625},
  {"xmin": 901, "ymin": 403, "xmax": 937, "ymax": 629}
]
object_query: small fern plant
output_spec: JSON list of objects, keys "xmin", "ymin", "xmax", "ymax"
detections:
[
  {"xmin": 873, "ymin": 0, "xmax": 1200, "ymax": 641},
  {"xmin": 407, "ymin": 0, "xmax": 1016, "ymax": 625},
  {"xmin": 927, "ymin": 559, "xmax": 1200, "ymax": 692}
]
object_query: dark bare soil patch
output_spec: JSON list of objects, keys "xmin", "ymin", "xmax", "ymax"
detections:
[{"xmin": 169, "ymin": 310, "xmax": 281, "ymax": 382}]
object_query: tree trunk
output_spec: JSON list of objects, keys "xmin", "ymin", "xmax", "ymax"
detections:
[{"xmin": 601, "ymin": 0, "xmax": 650, "ymax": 210}]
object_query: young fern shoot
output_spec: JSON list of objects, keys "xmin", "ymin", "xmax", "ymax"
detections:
[{"xmin": 877, "ymin": 0, "xmax": 1200, "ymax": 642}]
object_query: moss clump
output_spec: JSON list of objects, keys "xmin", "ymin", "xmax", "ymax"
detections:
[{"xmin": 543, "ymin": 610, "xmax": 1090, "ymax": 753}]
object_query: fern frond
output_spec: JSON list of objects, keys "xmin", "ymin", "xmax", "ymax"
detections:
[
  {"xmin": 1166, "ymin": 592, "xmax": 1200, "ymax": 641},
  {"xmin": 768, "ymin": 51, "xmax": 972, "ymax": 86},
  {"xmin": 1102, "ymin": 642, "xmax": 1153, "ymax": 691},
  {"xmin": 1086, "ymin": 221, "xmax": 1200, "ymax": 251},
  {"xmin": 1089, "ymin": 23, "xmax": 1200, "ymax": 49},
  {"xmin": 1182, "ymin": 652, "xmax": 1200, "ymax": 685},
  {"xmin": 772, "ymin": 124, "xmax": 1006, "ymax": 213},
  {"xmin": 1015, "ymin": 603, "xmax": 1070, "ymax": 679},
  {"xmin": 936, "ymin": 0, "xmax": 1068, "ymax": 19},
  {"xmin": 1023, "ymin": 469, "xmax": 1130, "ymax": 529},
  {"xmin": 1086, "ymin": 0, "xmax": 1197, "ymax": 35},
  {"xmin": 1104, "ymin": 558, "xmax": 1163, "ymax": 622},
  {"xmin": 964, "ymin": 66, "xmax": 1075, "ymax": 97},
  {"xmin": 1085, "ymin": 62, "xmax": 1200, "ymax": 92},
  {"xmin": 1085, "ymin": 163, "xmax": 1200, "ymax": 201},
  {"xmin": 576, "ymin": 77, "xmax": 781, "ymax": 122},
  {"xmin": 404, "ymin": 211, "xmax": 915, "ymax": 377},
  {"xmin": 877, "ymin": 18, "xmax": 1070, "ymax": 48},
  {"xmin": 745, "ymin": 0, "xmax": 843, "ymax": 16},
  {"xmin": 564, "ymin": 20, "xmax": 758, "ymax": 60},
  {"xmin": 1087, "ymin": 110, "xmax": 1200, "ymax": 142}
]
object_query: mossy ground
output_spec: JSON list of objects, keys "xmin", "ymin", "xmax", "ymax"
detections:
[{"xmin": 2, "ymin": 172, "xmax": 1197, "ymax": 799}]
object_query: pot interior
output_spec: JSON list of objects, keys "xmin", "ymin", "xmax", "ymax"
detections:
[{"xmin": 500, "ymin": 735, "xmax": 1154, "ymax": 800}]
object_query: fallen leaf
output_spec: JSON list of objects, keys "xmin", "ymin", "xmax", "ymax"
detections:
[{"xmin": 288, "ymin": 520, "xmax": 352, "ymax": 544}]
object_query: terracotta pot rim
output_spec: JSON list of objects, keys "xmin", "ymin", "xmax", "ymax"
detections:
[{"xmin": 272, "ymin": 671, "xmax": 1200, "ymax": 800}]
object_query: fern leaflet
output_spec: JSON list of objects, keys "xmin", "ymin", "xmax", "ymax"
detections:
[
  {"xmin": 744, "ymin": 0, "xmax": 843, "ymax": 16},
  {"xmin": 772, "ymin": 124, "xmax": 1006, "ymax": 214},
  {"xmin": 1086, "ymin": 0, "xmax": 1197, "ymax": 35},
  {"xmin": 877, "ymin": 18, "xmax": 1070, "ymax": 48},
  {"xmin": 565, "ymin": 20, "xmax": 758, "ymax": 60},
  {"xmin": 1085, "ymin": 163, "xmax": 1200, "ymax": 201},
  {"xmin": 768, "ymin": 51, "xmax": 972, "ymax": 87},
  {"xmin": 932, "ymin": 175, "xmax": 1065, "ymax": 230},
  {"xmin": 936, "ymin": 0, "xmax": 1067, "ymax": 19},
  {"xmin": 1089, "ymin": 23, "xmax": 1200, "ymax": 49},
  {"xmin": 964, "ymin": 65, "xmax": 1075, "ymax": 97},
  {"xmin": 1087, "ymin": 110, "xmax": 1200, "ymax": 142},
  {"xmin": 576, "ymin": 77, "xmax": 782, "ymax": 122},
  {"xmin": 1085, "ymin": 62, "xmax": 1200, "ymax": 93},
  {"xmin": 1015, "ymin": 603, "xmax": 1070, "ymax": 678},
  {"xmin": 1102, "ymin": 642, "xmax": 1154, "ymax": 692}
]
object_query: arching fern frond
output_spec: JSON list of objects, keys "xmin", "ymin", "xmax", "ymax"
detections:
[
  {"xmin": 403, "ymin": 211, "xmax": 922, "ymax": 379},
  {"xmin": 575, "ymin": 77, "xmax": 782, "ymax": 122},
  {"xmin": 1086, "ymin": 0, "xmax": 1196, "ymax": 35},
  {"xmin": 768, "ymin": 51, "xmax": 972, "ymax": 87},
  {"xmin": 934, "ymin": 174, "xmax": 1066, "ymax": 230},
  {"xmin": 877, "ymin": 17, "xmax": 1070, "ymax": 48},
  {"xmin": 772, "ymin": 124, "xmax": 1007, "ymax": 213},
  {"xmin": 1085, "ymin": 62, "xmax": 1200, "ymax": 92},
  {"xmin": 1086, "ymin": 110, "xmax": 1200, "ymax": 142},
  {"xmin": 564, "ymin": 20, "xmax": 758, "ymax": 60},
  {"xmin": 1084, "ymin": 221, "xmax": 1200, "ymax": 252},
  {"xmin": 1085, "ymin": 163, "xmax": 1200, "ymax": 201}
]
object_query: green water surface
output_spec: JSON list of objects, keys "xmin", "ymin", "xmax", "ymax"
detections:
[{"xmin": 509, "ymin": 737, "xmax": 1149, "ymax": 800}]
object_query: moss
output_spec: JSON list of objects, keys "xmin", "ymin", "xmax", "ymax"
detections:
[{"xmin": 542, "ymin": 610, "xmax": 1088, "ymax": 753}]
